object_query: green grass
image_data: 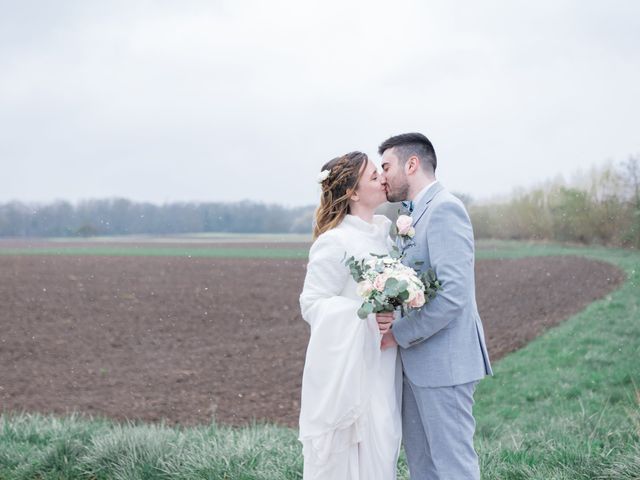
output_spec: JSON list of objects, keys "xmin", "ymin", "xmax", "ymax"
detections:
[
  {"xmin": 45, "ymin": 233, "xmax": 313, "ymax": 243},
  {"xmin": 0, "ymin": 246, "xmax": 309, "ymax": 259},
  {"xmin": 0, "ymin": 414, "xmax": 303, "ymax": 480},
  {"xmin": 1, "ymin": 241, "xmax": 639, "ymax": 479},
  {"xmin": 0, "ymin": 233, "xmax": 312, "ymax": 259},
  {"xmin": 473, "ymin": 241, "xmax": 640, "ymax": 479}
]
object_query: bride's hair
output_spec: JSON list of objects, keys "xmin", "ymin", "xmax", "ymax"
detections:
[{"xmin": 313, "ymin": 151, "xmax": 368, "ymax": 239}]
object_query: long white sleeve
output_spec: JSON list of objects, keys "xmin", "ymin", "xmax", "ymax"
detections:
[
  {"xmin": 299, "ymin": 231, "xmax": 358, "ymax": 328},
  {"xmin": 298, "ymin": 230, "xmax": 381, "ymax": 464}
]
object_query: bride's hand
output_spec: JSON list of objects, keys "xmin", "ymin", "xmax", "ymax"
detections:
[
  {"xmin": 380, "ymin": 332, "xmax": 398, "ymax": 350},
  {"xmin": 376, "ymin": 312, "xmax": 394, "ymax": 334}
]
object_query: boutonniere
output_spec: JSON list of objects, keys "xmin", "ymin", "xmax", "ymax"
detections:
[
  {"xmin": 395, "ymin": 214, "xmax": 415, "ymax": 240},
  {"xmin": 394, "ymin": 214, "xmax": 416, "ymax": 254}
]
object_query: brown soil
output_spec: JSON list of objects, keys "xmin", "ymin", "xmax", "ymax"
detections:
[{"xmin": 0, "ymin": 253, "xmax": 624, "ymax": 427}]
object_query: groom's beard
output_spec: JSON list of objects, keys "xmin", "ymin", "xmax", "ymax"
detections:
[{"xmin": 385, "ymin": 182, "xmax": 410, "ymax": 203}]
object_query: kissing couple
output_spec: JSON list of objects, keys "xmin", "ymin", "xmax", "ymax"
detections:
[{"xmin": 298, "ymin": 132, "xmax": 493, "ymax": 479}]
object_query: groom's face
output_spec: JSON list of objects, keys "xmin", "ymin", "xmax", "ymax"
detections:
[{"xmin": 380, "ymin": 148, "xmax": 410, "ymax": 203}]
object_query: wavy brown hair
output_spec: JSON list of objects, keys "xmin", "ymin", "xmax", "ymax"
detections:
[{"xmin": 313, "ymin": 151, "xmax": 369, "ymax": 239}]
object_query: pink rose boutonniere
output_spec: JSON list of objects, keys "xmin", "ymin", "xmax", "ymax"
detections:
[{"xmin": 396, "ymin": 214, "xmax": 415, "ymax": 240}]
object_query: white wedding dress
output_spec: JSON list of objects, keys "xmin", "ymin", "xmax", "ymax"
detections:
[{"xmin": 299, "ymin": 214, "xmax": 402, "ymax": 480}]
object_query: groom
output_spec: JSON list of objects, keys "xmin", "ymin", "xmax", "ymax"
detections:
[{"xmin": 377, "ymin": 132, "xmax": 492, "ymax": 479}]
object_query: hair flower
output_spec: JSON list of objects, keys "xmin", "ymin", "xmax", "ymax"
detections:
[{"xmin": 317, "ymin": 169, "xmax": 331, "ymax": 183}]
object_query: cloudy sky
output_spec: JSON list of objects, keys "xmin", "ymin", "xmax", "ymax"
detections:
[{"xmin": 1, "ymin": 0, "xmax": 639, "ymax": 206}]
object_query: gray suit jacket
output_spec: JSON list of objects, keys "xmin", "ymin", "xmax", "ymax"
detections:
[{"xmin": 391, "ymin": 182, "xmax": 493, "ymax": 387}]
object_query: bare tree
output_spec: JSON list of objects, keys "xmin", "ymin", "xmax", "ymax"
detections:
[{"xmin": 623, "ymin": 155, "xmax": 640, "ymax": 207}]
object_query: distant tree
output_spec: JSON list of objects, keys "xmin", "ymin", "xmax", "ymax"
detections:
[
  {"xmin": 465, "ymin": 156, "xmax": 640, "ymax": 248},
  {"xmin": 289, "ymin": 207, "xmax": 316, "ymax": 233},
  {"xmin": 75, "ymin": 224, "xmax": 99, "ymax": 237},
  {"xmin": 621, "ymin": 155, "xmax": 640, "ymax": 248},
  {"xmin": 0, "ymin": 199, "xmax": 318, "ymax": 237},
  {"xmin": 623, "ymin": 155, "xmax": 640, "ymax": 207}
]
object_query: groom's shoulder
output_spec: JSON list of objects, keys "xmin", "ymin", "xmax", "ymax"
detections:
[
  {"xmin": 432, "ymin": 188, "xmax": 466, "ymax": 211},
  {"xmin": 429, "ymin": 190, "xmax": 471, "ymax": 224}
]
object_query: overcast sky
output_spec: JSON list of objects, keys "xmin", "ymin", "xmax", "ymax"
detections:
[{"xmin": 1, "ymin": 0, "xmax": 639, "ymax": 207}]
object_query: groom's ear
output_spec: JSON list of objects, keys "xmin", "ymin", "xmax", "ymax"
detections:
[{"xmin": 405, "ymin": 155, "xmax": 420, "ymax": 175}]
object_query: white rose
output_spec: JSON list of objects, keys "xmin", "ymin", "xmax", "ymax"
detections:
[{"xmin": 356, "ymin": 280, "xmax": 374, "ymax": 297}]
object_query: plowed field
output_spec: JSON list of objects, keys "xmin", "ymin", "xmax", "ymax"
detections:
[{"xmin": 0, "ymin": 247, "xmax": 624, "ymax": 427}]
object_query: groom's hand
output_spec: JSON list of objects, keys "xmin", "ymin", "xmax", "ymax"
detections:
[
  {"xmin": 376, "ymin": 312, "xmax": 394, "ymax": 334},
  {"xmin": 380, "ymin": 332, "xmax": 398, "ymax": 350}
]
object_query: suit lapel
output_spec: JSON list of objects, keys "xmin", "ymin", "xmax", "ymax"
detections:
[{"xmin": 411, "ymin": 182, "xmax": 444, "ymax": 227}]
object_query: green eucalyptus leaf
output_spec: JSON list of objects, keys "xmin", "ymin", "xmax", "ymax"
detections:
[
  {"xmin": 357, "ymin": 302, "xmax": 374, "ymax": 319},
  {"xmin": 385, "ymin": 277, "xmax": 399, "ymax": 289}
]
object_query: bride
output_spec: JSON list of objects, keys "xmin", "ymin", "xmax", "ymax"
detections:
[{"xmin": 299, "ymin": 151, "xmax": 402, "ymax": 479}]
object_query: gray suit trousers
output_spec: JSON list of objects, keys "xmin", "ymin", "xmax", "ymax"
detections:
[{"xmin": 402, "ymin": 375, "xmax": 480, "ymax": 480}]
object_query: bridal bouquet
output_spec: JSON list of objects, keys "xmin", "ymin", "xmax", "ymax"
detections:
[{"xmin": 344, "ymin": 248, "xmax": 441, "ymax": 319}]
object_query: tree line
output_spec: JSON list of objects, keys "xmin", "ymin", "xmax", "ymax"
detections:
[
  {"xmin": 2, "ymin": 156, "xmax": 638, "ymax": 247},
  {"xmin": 0, "ymin": 199, "xmax": 316, "ymax": 237},
  {"xmin": 468, "ymin": 156, "xmax": 640, "ymax": 248}
]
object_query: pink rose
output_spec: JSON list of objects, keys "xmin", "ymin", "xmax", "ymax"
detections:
[
  {"xmin": 408, "ymin": 289, "xmax": 425, "ymax": 308},
  {"xmin": 396, "ymin": 215, "xmax": 414, "ymax": 236},
  {"xmin": 373, "ymin": 273, "xmax": 389, "ymax": 292}
]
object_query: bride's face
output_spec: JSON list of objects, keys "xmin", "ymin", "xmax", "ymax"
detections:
[{"xmin": 352, "ymin": 161, "xmax": 387, "ymax": 209}]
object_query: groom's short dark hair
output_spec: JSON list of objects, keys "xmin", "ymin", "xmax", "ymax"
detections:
[{"xmin": 378, "ymin": 132, "xmax": 437, "ymax": 173}]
